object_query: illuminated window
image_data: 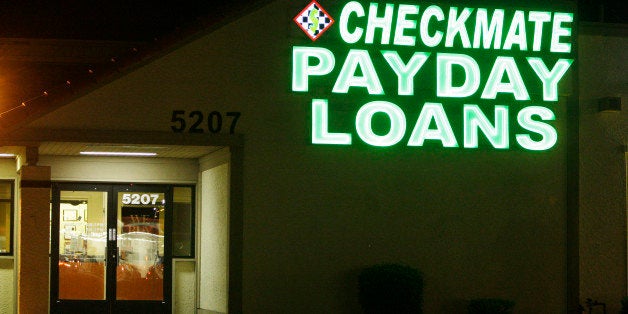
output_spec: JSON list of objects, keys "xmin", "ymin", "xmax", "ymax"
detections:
[
  {"xmin": 173, "ymin": 186, "xmax": 195, "ymax": 257},
  {"xmin": 0, "ymin": 181, "xmax": 14, "ymax": 255}
]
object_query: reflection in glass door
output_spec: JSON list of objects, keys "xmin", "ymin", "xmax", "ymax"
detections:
[
  {"xmin": 116, "ymin": 191, "xmax": 165, "ymax": 301},
  {"xmin": 51, "ymin": 184, "xmax": 171, "ymax": 314},
  {"xmin": 58, "ymin": 190, "xmax": 108, "ymax": 301}
]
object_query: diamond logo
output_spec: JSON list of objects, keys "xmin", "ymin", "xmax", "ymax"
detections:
[{"xmin": 293, "ymin": 1, "xmax": 334, "ymax": 41}]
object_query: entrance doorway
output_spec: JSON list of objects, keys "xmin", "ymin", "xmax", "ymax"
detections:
[{"xmin": 50, "ymin": 183, "xmax": 172, "ymax": 314}]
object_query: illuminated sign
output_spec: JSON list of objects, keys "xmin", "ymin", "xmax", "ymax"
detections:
[{"xmin": 291, "ymin": 1, "xmax": 575, "ymax": 150}]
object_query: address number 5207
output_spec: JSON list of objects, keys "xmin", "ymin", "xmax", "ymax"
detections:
[
  {"xmin": 171, "ymin": 110, "xmax": 241, "ymax": 134},
  {"xmin": 121, "ymin": 193, "xmax": 160, "ymax": 205}
]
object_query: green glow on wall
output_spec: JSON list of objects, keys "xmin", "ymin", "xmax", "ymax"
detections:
[
  {"xmin": 355, "ymin": 101, "xmax": 406, "ymax": 146},
  {"xmin": 382, "ymin": 51, "xmax": 430, "ymax": 95},
  {"xmin": 527, "ymin": 57, "xmax": 573, "ymax": 101},
  {"xmin": 480, "ymin": 56, "xmax": 530, "ymax": 100},
  {"xmin": 436, "ymin": 53, "xmax": 480, "ymax": 98},
  {"xmin": 408, "ymin": 103, "xmax": 458, "ymax": 147},
  {"xmin": 463, "ymin": 105, "xmax": 509, "ymax": 149},
  {"xmin": 332, "ymin": 50, "xmax": 384, "ymax": 94},
  {"xmin": 292, "ymin": 46, "xmax": 334, "ymax": 92},
  {"xmin": 312, "ymin": 99, "xmax": 352, "ymax": 145},
  {"xmin": 516, "ymin": 106, "xmax": 557, "ymax": 150}
]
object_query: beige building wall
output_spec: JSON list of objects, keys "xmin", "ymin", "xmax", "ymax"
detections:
[
  {"xmin": 39, "ymin": 155, "xmax": 199, "ymax": 184},
  {"xmin": 0, "ymin": 158, "xmax": 21, "ymax": 314},
  {"xmin": 578, "ymin": 24, "xmax": 628, "ymax": 313},
  {"xmin": 18, "ymin": 165, "xmax": 51, "ymax": 313},
  {"xmin": 174, "ymin": 260, "xmax": 196, "ymax": 314},
  {"xmin": 199, "ymin": 162, "xmax": 230, "ymax": 313},
  {"xmin": 0, "ymin": 257, "xmax": 14, "ymax": 314}
]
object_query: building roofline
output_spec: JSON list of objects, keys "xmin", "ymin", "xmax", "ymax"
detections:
[{"xmin": 0, "ymin": 0, "xmax": 274, "ymax": 136}]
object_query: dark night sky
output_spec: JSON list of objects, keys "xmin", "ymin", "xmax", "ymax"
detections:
[
  {"xmin": 0, "ymin": 0, "xmax": 624, "ymax": 41},
  {"xmin": 0, "ymin": 1, "xmax": 246, "ymax": 41}
]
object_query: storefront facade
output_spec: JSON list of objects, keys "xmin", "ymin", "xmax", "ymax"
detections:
[
  {"xmin": 0, "ymin": 0, "xmax": 625, "ymax": 313},
  {"xmin": 0, "ymin": 140, "xmax": 239, "ymax": 313}
]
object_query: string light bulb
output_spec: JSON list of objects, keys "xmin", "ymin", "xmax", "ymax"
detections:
[{"xmin": 0, "ymin": 41, "xmax": 145, "ymax": 121}]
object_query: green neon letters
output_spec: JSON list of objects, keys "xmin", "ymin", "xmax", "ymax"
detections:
[
  {"xmin": 292, "ymin": 46, "xmax": 572, "ymax": 101},
  {"xmin": 527, "ymin": 58, "xmax": 573, "ymax": 101},
  {"xmin": 463, "ymin": 105, "xmax": 509, "ymax": 149},
  {"xmin": 516, "ymin": 106, "xmax": 558, "ymax": 150},
  {"xmin": 332, "ymin": 50, "xmax": 383, "ymax": 94},
  {"xmin": 480, "ymin": 56, "xmax": 529, "ymax": 100},
  {"xmin": 473, "ymin": 8, "xmax": 504, "ymax": 49},
  {"xmin": 312, "ymin": 99, "xmax": 352, "ymax": 144},
  {"xmin": 292, "ymin": 1, "xmax": 575, "ymax": 151},
  {"xmin": 312, "ymin": 99, "xmax": 557, "ymax": 149},
  {"xmin": 420, "ymin": 5, "xmax": 444, "ymax": 47},
  {"xmin": 408, "ymin": 103, "xmax": 457, "ymax": 147},
  {"xmin": 356, "ymin": 101, "xmax": 406, "ymax": 146},
  {"xmin": 436, "ymin": 53, "xmax": 480, "ymax": 98},
  {"xmin": 292, "ymin": 47, "xmax": 334, "ymax": 92},
  {"xmin": 336, "ymin": 2, "xmax": 573, "ymax": 52},
  {"xmin": 382, "ymin": 51, "xmax": 430, "ymax": 95}
]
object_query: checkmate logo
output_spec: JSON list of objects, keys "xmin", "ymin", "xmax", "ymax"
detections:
[
  {"xmin": 293, "ymin": 1, "xmax": 335, "ymax": 41},
  {"xmin": 290, "ymin": 1, "xmax": 576, "ymax": 151}
]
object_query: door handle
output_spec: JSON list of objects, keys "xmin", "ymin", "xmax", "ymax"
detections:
[{"xmin": 108, "ymin": 228, "xmax": 117, "ymax": 241}]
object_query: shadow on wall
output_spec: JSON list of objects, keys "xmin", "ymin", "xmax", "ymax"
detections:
[
  {"xmin": 358, "ymin": 263, "xmax": 424, "ymax": 314},
  {"xmin": 356, "ymin": 263, "xmax": 516, "ymax": 314}
]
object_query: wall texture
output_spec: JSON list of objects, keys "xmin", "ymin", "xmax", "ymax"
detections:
[
  {"xmin": 579, "ymin": 24, "xmax": 628, "ymax": 313},
  {"xmin": 0, "ymin": 258, "xmax": 14, "ymax": 314},
  {"xmin": 18, "ymin": 165, "xmax": 51, "ymax": 314},
  {"xmin": 174, "ymin": 260, "xmax": 196, "ymax": 314},
  {"xmin": 0, "ymin": 159, "xmax": 18, "ymax": 314},
  {"xmin": 200, "ymin": 163, "xmax": 229, "ymax": 313}
]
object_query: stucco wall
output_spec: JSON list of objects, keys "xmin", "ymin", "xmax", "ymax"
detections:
[
  {"xmin": 0, "ymin": 159, "xmax": 18, "ymax": 314},
  {"xmin": 0, "ymin": 258, "xmax": 14, "ymax": 314},
  {"xmin": 38, "ymin": 155, "xmax": 198, "ymax": 184},
  {"xmin": 174, "ymin": 260, "xmax": 196, "ymax": 314},
  {"xmin": 199, "ymin": 163, "xmax": 229, "ymax": 313},
  {"xmin": 579, "ymin": 24, "xmax": 628, "ymax": 313}
]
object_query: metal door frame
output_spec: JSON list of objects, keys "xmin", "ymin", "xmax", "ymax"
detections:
[{"xmin": 50, "ymin": 182, "xmax": 172, "ymax": 314}]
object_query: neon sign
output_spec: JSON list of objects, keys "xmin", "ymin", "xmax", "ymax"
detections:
[{"xmin": 291, "ymin": 1, "xmax": 575, "ymax": 150}]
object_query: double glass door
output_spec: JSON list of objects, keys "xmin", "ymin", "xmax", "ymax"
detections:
[{"xmin": 51, "ymin": 183, "xmax": 171, "ymax": 314}]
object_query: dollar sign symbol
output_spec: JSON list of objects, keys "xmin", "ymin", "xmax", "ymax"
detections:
[{"xmin": 308, "ymin": 8, "xmax": 319, "ymax": 34}]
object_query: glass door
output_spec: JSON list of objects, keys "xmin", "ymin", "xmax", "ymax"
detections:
[
  {"xmin": 51, "ymin": 183, "xmax": 171, "ymax": 314},
  {"xmin": 115, "ymin": 187, "xmax": 166, "ymax": 303},
  {"xmin": 51, "ymin": 184, "xmax": 110, "ymax": 313}
]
